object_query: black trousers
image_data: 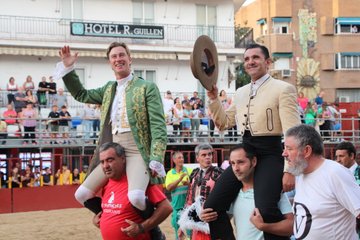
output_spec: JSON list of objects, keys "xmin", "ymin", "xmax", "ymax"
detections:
[
  {"xmin": 204, "ymin": 132, "xmax": 288, "ymax": 240},
  {"xmin": 209, "ymin": 119, "xmax": 215, "ymax": 137}
]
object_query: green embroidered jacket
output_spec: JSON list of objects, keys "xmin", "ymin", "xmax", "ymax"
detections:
[{"xmin": 63, "ymin": 70, "xmax": 167, "ymax": 184}]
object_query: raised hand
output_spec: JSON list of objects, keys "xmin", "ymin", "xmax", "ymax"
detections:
[
  {"xmin": 207, "ymin": 84, "xmax": 219, "ymax": 100},
  {"xmin": 59, "ymin": 45, "xmax": 79, "ymax": 68}
]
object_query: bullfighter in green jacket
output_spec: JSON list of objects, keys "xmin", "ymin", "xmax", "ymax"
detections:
[{"xmin": 55, "ymin": 43, "xmax": 167, "ymax": 234}]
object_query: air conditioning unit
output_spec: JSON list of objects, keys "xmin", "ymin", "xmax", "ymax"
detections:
[
  {"xmin": 282, "ymin": 69, "xmax": 291, "ymax": 77},
  {"xmin": 339, "ymin": 96, "xmax": 350, "ymax": 103}
]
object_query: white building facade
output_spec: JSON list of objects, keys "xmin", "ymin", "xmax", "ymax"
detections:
[{"xmin": 0, "ymin": 0, "xmax": 243, "ymax": 99}]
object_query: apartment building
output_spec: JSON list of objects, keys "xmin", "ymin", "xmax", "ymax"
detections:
[
  {"xmin": 0, "ymin": 0, "xmax": 243, "ymax": 97},
  {"xmin": 236, "ymin": 0, "xmax": 360, "ymax": 102}
]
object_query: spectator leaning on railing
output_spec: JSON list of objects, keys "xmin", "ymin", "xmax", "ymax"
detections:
[
  {"xmin": 42, "ymin": 167, "xmax": 53, "ymax": 186},
  {"xmin": 55, "ymin": 164, "xmax": 71, "ymax": 185},
  {"xmin": 3, "ymin": 104, "xmax": 17, "ymax": 125}
]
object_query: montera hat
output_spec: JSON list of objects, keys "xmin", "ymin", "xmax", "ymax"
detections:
[{"xmin": 190, "ymin": 35, "xmax": 218, "ymax": 90}]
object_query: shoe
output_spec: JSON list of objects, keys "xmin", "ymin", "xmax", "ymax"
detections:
[
  {"xmin": 134, "ymin": 199, "xmax": 166, "ymax": 240},
  {"xmin": 149, "ymin": 226, "xmax": 166, "ymax": 240}
]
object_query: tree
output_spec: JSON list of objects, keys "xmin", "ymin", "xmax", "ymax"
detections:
[{"xmin": 236, "ymin": 62, "xmax": 251, "ymax": 88}]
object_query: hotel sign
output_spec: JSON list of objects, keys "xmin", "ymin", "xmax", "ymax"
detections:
[{"xmin": 70, "ymin": 22, "xmax": 164, "ymax": 39}]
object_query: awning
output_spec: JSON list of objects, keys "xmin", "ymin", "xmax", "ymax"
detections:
[
  {"xmin": 0, "ymin": 47, "xmax": 177, "ymax": 60},
  {"xmin": 340, "ymin": 52, "xmax": 360, "ymax": 56},
  {"xmin": 336, "ymin": 17, "xmax": 360, "ymax": 25},
  {"xmin": 272, "ymin": 52, "xmax": 293, "ymax": 58},
  {"xmin": 272, "ymin": 17, "xmax": 292, "ymax": 23},
  {"xmin": 257, "ymin": 18, "xmax": 266, "ymax": 25}
]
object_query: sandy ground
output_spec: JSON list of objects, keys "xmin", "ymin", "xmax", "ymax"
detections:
[{"xmin": 0, "ymin": 208, "xmax": 175, "ymax": 240}]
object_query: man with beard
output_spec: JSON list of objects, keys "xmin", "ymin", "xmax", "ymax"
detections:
[
  {"xmin": 201, "ymin": 144, "xmax": 293, "ymax": 239},
  {"xmin": 283, "ymin": 124, "xmax": 360, "ymax": 239}
]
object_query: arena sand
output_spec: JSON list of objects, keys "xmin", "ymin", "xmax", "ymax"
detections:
[{"xmin": 0, "ymin": 208, "xmax": 175, "ymax": 240}]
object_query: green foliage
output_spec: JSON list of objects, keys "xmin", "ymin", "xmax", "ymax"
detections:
[
  {"xmin": 234, "ymin": 24, "xmax": 251, "ymax": 47},
  {"xmin": 236, "ymin": 62, "xmax": 251, "ymax": 88}
]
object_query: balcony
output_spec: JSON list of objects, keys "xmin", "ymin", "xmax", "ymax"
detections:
[{"xmin": 0, "ymin": 15, "xmax": 235, "ymax": 50}]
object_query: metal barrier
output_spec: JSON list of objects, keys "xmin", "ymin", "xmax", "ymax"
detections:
[
  {"xmin": 0, "ymin": 15, "xmax": 235, "ymax": 48},
  {"xmin": 1, "ymin": 116, "xmax": 360, "ymax": 150}
]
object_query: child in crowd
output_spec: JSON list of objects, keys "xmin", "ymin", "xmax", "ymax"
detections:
[
  {"xmin": 59, "ymin": 105, "xmax": 71, "ymax": 144},
  {"xmin": 48, "ymin": 105, "xmax": 59, "ymax": 144}
]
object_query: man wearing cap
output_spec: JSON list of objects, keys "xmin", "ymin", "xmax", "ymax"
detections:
[
  {"xmin": 205, "ymin": 43, "xmax": 300, "ymax": 240},
  {"xmin": 55, "ymin": 43, "xmax": 167, "ymax": 236}
]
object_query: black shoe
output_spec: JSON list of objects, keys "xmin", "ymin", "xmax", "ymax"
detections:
[
  {"xmin": 149, "ymin": 226, "xmax": 166, "ymax": 240},
  {"xmin": 134, "ymin": 199, "xmax": 166, "ymax": 240},
  {"xmin": 83, "ymin": 197, "xmax": 102, "ymax": 215}
]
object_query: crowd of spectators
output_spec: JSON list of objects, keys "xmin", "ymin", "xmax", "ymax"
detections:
[
  {"xmin": 162, "ymin": 90, "xmax": 239, "ymax": 143},
  {"xmin": 2, "ymin": 162, "xmax": 89, "ymax": 188},
  {"xmin": 297, "ymin": 90, "xmax": 342, "ymax": 142},
  {"xmin": 0, "ymin": 75, "xmax": 105, "ymax": 144},
  {"xmin": 0, "ymin": 76, "xmax": 353, "ymax": 145}
]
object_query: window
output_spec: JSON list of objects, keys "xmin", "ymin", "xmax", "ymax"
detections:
[
  {"xmin": 274, "ymin": 58, "xmax": 290, "ymax": 70},
  {"xmin": 61, "ymin": 0, "xmax": 83, "ymax": 20},
  {"xmin": 196, "ymin": 4, "xmax": 217, "ymax": 38},
  {"xmin": 335, "ymin": 17, "xmax": 360, "ymax": 34},
  {"xmin": 336, "ymin": 53, "xmax": 360, "ymax": 69},
  {"xmin": 273, "ymin": 22, "xmax": 289, "ymax": 34},
  {"xmin": 133, "ymin": 1, "xmax": 154, "ymax": 24},
  {"xmin": 134, "ymin": 70, "xmax": 156, "ymax": 83},
  {"xmin": 257, "ymin": 18, "xmax": 267, "ymax": 35},
  {"xmin": 272, "ymin": 17, "xmax": 291, "ymax": 34}
]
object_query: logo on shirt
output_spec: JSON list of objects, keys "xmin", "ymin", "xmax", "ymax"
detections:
[
  {"xmin": 108, "ymin": 191, "xmax": 115, "ymax": 204},
  {"xmin": 293, "ymin": 202, "xmax": 312, "ymax": 239}
]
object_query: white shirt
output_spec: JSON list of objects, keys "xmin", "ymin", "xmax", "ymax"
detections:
[
  {"xmin": 229, "ymin": 189, "xmax": 292, "ymax": 240},
  {"xmin": 250, "ymin": 73, "xmax": 270, "ymax": 97},
  {"xmin": 110, "ymin": 74, "xmax": 132, "ymax": 134},
  {"xmin": 293, "ymin": 160, "xmax": 360, "ymax": 240}
]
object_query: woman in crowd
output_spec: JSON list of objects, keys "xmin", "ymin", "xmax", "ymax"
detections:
[
  {"xmin": 7, "ymin": 76, "xmax": 18, "ymax": 104},
  {"xmin": 172, "ymin": 97, "xmax": 183, "ymax": 142},
  {"xmin": 25, "ymin": 89, "xmax": 38, "ymax": 108},
  {"xmin": 19, "ymin": 102, "xmax": 38, "ymax": 145},
  {"xmin": 190, "ymin": 103, "xmax": 202, "ymax": 141},
  {"xmin": 72, "ymin": 168, "xmax": 81, "ymax": 185},
  {"xmin": 182, "ymin": 102, "xmax": 192, "ymax": 142},
  {"xmin": 304, "ymin": 102, "xmax": 317, "ymax": 126},
  {"xmin": 297, "ymin": 91, "xmax": 309, "ymax": 111},
  {"xmin": 10, "ymin": 166, "xmax": 21, "ymax": 188},
  {"xmin": 23, "ymin": 75, "xmax": 35, "ymax": 91}
]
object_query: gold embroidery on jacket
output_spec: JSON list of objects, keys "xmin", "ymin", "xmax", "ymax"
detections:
[
  {"xmin": 132, "ymin": 86, "xmax": 150, "ymax": 156},
  {"xmin": 120, "ymin": 93, "xmax": 130, "ymax": 128}
]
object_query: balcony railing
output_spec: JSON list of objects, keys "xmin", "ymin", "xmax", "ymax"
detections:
[
  {"xmin": 0, "ymin": 15, "xmax": 235, "ymax": 48},
  {"xmin": 1, "ymin": 116, "xmax": 360, "ymax": 150}
]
